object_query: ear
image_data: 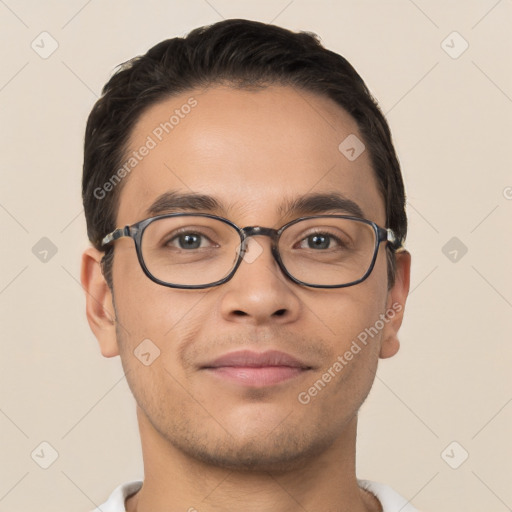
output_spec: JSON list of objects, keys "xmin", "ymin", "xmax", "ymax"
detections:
[
  {"xmin": 379, "ymin": 250, "xmax": 411, "ymax": 359},
  {"xmin": 80, "ymin": 246, "xmax": 119, "ymax": 357}
]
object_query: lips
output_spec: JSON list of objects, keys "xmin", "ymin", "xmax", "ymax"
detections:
[
  {"xmin": 202, "ymin": 350, "xmax": 311, "ymax": 369},
  {"xmin": 201, "ymin": 350, "xmax": 312, "ymax": 387}
]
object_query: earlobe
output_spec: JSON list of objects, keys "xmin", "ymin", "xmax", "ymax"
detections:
[
  {"xmin": 380, "ymin": 250, "xmax": 411, "ymax": 359},
  {"xmin": 80, "ymin": 247, "xmax": 120, "ymax": 358}
]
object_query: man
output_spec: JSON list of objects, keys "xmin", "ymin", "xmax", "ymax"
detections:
[{"xmin": 81, "ymin": 19, "xmax": 415, "ymax": 512}]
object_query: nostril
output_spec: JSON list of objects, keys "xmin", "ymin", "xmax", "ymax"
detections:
[{"xmin": 273, "ymin": 309, "xmax": 287, "ymax": 317}]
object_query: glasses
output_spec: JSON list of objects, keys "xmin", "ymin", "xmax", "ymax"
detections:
[{"xmin": 101, "ymin": 213, "xmax": 400, "ymax": 289}]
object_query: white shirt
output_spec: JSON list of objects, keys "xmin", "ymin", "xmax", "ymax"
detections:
[{"xmin": 91, "ymin": 479, "xmax": 420, "ymax": 511}]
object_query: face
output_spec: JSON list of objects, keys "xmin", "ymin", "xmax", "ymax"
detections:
[{"xmin": 91, "ymin": 85, "xmax": 408, "ymax": 471}]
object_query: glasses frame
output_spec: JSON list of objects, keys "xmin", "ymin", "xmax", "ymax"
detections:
[{"xmin": 101, "ymin": 213, "xmax": 400, "ymax": 289}]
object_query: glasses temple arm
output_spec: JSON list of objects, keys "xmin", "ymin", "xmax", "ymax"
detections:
[
  {"xmin": 101, "ymin": 226, "xmax": 130, "ymax": 247},
  {"xmin": 386, "ymin": 228, "xmax": 404, "ymax": 251}
]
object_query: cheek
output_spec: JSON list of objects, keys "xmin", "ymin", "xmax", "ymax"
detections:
[
  {"xmin": 372, "ymin": 246, "xmax": 392, "ymax": 292},
  {"xmin": 318, "ymin": 277, "xmax": 387, "ymax": 349},
  {"xmin": 112, "ymin": 246, "xmax": 209, "ymax": 350},
  {"xmin": 112, "ymin": 284, "xmax": 207, "ymax": 415}
]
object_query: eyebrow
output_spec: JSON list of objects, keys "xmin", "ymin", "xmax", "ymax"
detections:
[
  {"xmin": 278, "ymin": 192, "xmax": 365, "ymax": 219},
  {"xmin": 145, "ymin": 191, "xmax": 365, "ymax": 220}
]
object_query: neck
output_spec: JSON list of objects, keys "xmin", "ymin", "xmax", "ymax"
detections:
[{"xmin": 125, "ymin": 406, "xmax": 380, "ymax": 512}]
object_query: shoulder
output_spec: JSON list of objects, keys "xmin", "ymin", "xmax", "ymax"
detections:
[
  {"xmin": 357, "ymin": 479, "xmax": 421, "ymax": 512},
  {"xmin": 89, "ymin": 480, "xmax": 143, "ymax": 512}
]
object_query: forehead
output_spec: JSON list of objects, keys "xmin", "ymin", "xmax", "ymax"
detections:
[{"xmin": 116, "ymin": 85, "xmax": 385, "ymax": 226}]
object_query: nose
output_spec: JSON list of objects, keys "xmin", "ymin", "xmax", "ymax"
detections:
[{"xmin": 219, "ymin": 237, "xmax": 302, "ymax": 325}]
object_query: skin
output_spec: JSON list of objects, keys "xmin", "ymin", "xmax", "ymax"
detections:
[{"xmin": 81, "ymin": 85, "xmax": 411, "ymax": 512}]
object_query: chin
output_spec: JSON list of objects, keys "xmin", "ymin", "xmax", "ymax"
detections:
[{"xmin": 170, "ymin": 420, "xmax": 332, "ymax": 474}]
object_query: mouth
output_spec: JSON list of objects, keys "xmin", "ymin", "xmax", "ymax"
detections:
[{"xmin": 200, "ymin": 350, "xmax": 312, "ymax": 387}]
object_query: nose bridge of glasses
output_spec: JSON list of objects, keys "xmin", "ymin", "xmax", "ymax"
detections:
[
  {"xmin": 237, "ymin": 226, "xmax": 280, "ymax": 264},
  {"xmin": 240, "ymin": 226, "xmax": 279, "ymax": 241}
]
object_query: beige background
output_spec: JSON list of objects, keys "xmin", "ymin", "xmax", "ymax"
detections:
[{"xmin": 1, "ymin": 1, "xmax": 511, "ymax": 511}]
